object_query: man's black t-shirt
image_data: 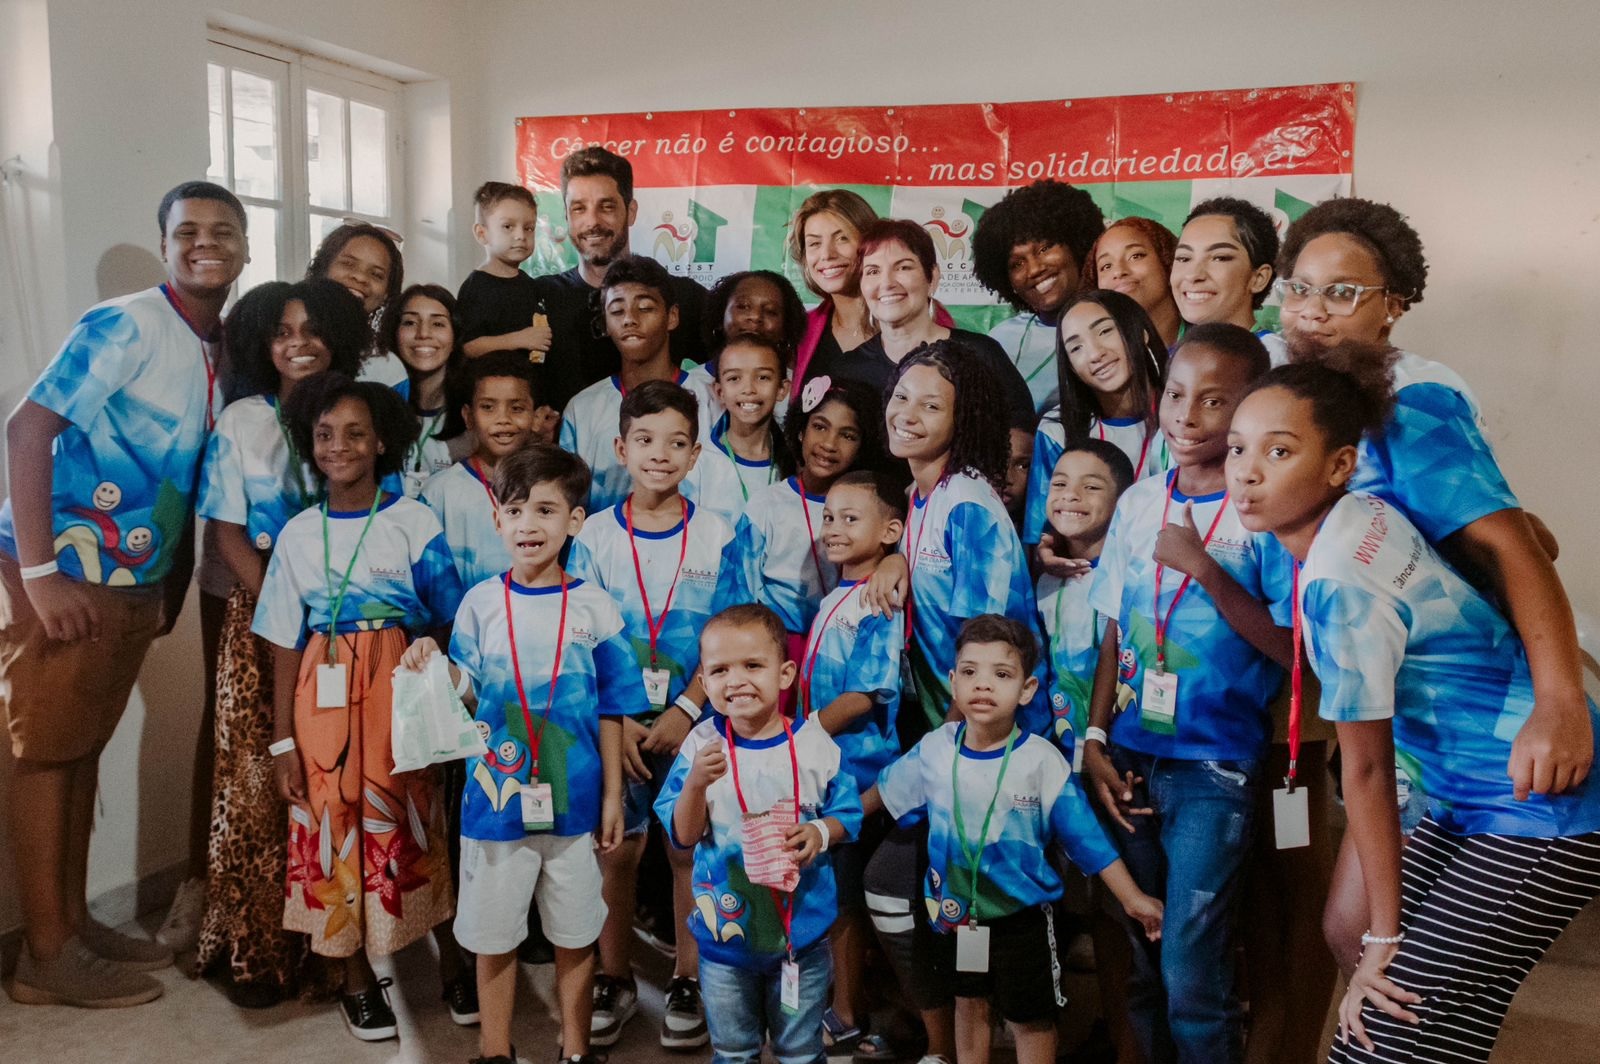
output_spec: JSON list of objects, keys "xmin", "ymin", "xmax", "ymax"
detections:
[{"xmin": 539, "ymin": 267, "xmax": 709, "ymax": 413}]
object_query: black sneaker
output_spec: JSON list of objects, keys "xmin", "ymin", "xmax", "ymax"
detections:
[
  {"xmin": 468, "ymin": 1047, "xmax": 517, "ymax": 1064},
  {"xmin": 340, "ymin": 977, "xmax": 398, "ymax": 1041},
  {"xmin": 661, "ymin": 976, "xmax": 709, "ymax": 1049},
  {"xmin": 589, "ymin": 974, "xmax": 637, "ymax": 1047},
  {"xmin": 444, "ymin": 971, "xmax": 481, "ymax": 1026},
  {"xmin": 556, "ymin": 1055, "xmax": 607, "ymax": 1064}
]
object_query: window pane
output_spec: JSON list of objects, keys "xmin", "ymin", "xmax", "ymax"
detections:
[
  {"xmin": 309, "ymin": 212, "xmax": 344, "ymax": 256},
  {"xmin": 207, "ymin": 64, "xmax": 227, "ymax": 184},
  {"xmin": 238, "ymin": 204, "xmax": 280, "ymax": 292},
  {"xmin": 349, "ymin": 101, "xmax": 389, "ymax": 218},
  {"xmin": 230, "ymin": 69, "xmax": 278, "ymax": 199},
  {"xmin": 306, "ymin": 90, "xmax": 348, "ymax": 211}
]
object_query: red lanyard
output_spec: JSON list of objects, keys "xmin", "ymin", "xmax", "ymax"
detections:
[
  {"xmin": 1152, "ymin": 473, "xmax": 1229, "ymax": 672},
  {"xmin": 470, "ymin": 457, "xmax": 498, "ymax": 508},
  {"xmin": 798, "ymin": 584, "xmax": 857, "ymax": 719},
  {"xmin": 504, "ymin": 571, "xmax": 567, "ymax": 778},
  {"xmin": 796, "ymin": 477, "xmax": 830, "ymax": 591},
  {"xmin": 901, "ymin": 475, "xmax": 946, "ymax": 650},
  {"xmin": 625, "ymin": 494, "xmax": 690, "ymax": 669},
  {"xmin": 1095, "ymin": 419, "xmax": 1156, "ymax": 480},
  {"xmin": 162, "ymin": 284, "xmax": 218, "ymax": 430},
  {"xmin": 1287, "ymin": 560, "xmax": 1304, "ymax": 790},
  {"xmin": 725, "ymin": 715, "xmax": 801, "ymax": 955}
]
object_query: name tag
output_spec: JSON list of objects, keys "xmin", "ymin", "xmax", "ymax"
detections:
[
  {"xmin": 780, "ymin": 958, "xmax": 801, "ymax": 1013},
  {"xmin": 521, "ymin": 781, "xmax": 555, "ymax": 831},
  {"xmin": 955, "ymin": 923, "xmax": 990, "ymax": 973},
  {"xmin": 643, "ymin": 668, "xmax": 671, "ymax": 710},
  {"xmin": 1140, "ymin": 670, "xmax": 1178, "ymax": 729},
  {"xmin": 316, "ymin": 663, "xmax": 348, "ymax": 709},
  {"xmin": 1072, "ymin": 740, "xmax": 1085, "ymax": 775},
  {"xmin": 1273, "ymin": 786, "xmax": 1310, "ymax": 850}
]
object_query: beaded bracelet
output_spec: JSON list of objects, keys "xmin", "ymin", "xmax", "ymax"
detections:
[{"xmin": 1361, "ymin": 930, "xmax": 1405, "ymax": 947}]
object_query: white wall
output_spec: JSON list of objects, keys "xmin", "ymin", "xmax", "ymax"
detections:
[{"xmin": 473, "ymin": 0, "xmax": 1600, "ymax": 617}]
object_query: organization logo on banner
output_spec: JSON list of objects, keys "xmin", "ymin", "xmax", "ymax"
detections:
[{"xmin": 632, "ymin": 188, "xmax": 756, "ymax": 282}]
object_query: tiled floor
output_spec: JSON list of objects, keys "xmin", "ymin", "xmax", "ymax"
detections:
[{"xmin": 3, "ymin": 906, "xmax": 1599, "ymax": 1063}]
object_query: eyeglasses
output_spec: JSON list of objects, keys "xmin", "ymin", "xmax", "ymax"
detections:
[{"xmin": 1273, "ymin": 278, "xmax": 1388, "ymax": 316}]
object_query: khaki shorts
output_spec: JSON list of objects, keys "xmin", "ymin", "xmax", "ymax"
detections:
[{"xmin": 0, "ymin": 556, "xmax": 164, "ymax": 762}]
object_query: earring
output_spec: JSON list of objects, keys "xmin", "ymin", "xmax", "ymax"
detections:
[{"xmin": 1385, "ymin": 315, "xmax": 1395, "ymax": 325}]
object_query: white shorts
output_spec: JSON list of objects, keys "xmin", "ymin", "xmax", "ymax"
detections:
[{"xmin": 453, "ymin": 833, "xmax": 607, "ymax": 955}]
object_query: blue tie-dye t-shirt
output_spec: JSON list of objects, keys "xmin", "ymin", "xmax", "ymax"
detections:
[
  {"xmin": 655, "ymin": 718, "xmax": 862, "ymax": 970},
  {"xmin": 1088, "ymin": 470, "xmax": 1293, "ymax": 761},
  {"xmin": 198, "ymin": 395, "xmax": 316, "ymax": 551},
  {"xmin": 799, "ymin": 579, "xmax": 904, "ymax": 793},
  {"xmin": 568, "ymin": 500, "xmax": 741, "ymax": 712},
  {"xmin": 721, "ymin": 477, "xmax": 838, "ymax": 635},
  {"xmin": 877, "ymin": 723, "xmax": 1117, "ymax": 927},
  {"xmin": 251, "ymin": 494, "xmax": 463, "ymax": 649},
  {"xmin": 557, "ymin": 372, "xmax": 720, "ymax": 515},
  {"xmin": 1036, "ymin": 562, "xmax": 1105, "ymax": 771},
  {"xmin": 987, "ymin": 311, "xmax": 1061, "ymax": 416},
  {"xmin": 904, "ymin": 472, "xmax": 1048, "ymax": 736},
  {"xmin": 0, "ymin": 286, "xmax": 224, "ymax": 585},
  {"xmin": 1301, "ymin": 492, "xmax": 1600, "ymax": 838},
  {"xmin": 450, "ymin": 574, "xmax": 648, "ymax": 840},
  {"xmin": 1348, "ymin": 351, "xmax": 1518, "ymax": 543},
  {"xmin": 419, "ymin": 460, "xmax": 510, "ymax": 589}
]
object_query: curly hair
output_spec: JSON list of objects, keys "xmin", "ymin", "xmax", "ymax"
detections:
[
  {"xmin": 1246, "ymin": 343, "xmax": 1398, "ymax": 449},
  {"xmin": 1183, "ymin": 197, "xmax": 1279, "ymax": 308},
  {"xmin": 780, "ymin": 376, "xmax": 887, "ymax": 482},
  {"xmin": 308, "ymin": 224, "xmax": 404, "ymax": 305},
  {"xmin": 222, "ymin": 278, "xmax": 367, "ymax": 404},
  {"xmin": 1277, "ymin": 198, "xmax": 1428, "ymax": 308},
  {"xmin": 701, "ymin": 269, "xmax": 807, "ymax": 356},
  {"xmin": 786, "ymin": 188, "xmax": 879, "ymax": 296},
  {"xmin": 284, "ymin": 372, "xmax": 418, "ymax": 483},
  {"xmin": 379, "ymin": 284, "xmax": 467, "ymax": 434},
  {"xmin": 1080, "ymin": 216, "xmax": 1178, "ymax": 289},
  {"xmin": 972, "ymin": 181, "xmax": 1106, "ymax": 310},
  {"xmin": 889, "ymin": 339, "xmax": 1009, "ymax": 492},
  {"xmin": 1052, "ymin": 290, "xmax": 1167, "ymax": 442}
]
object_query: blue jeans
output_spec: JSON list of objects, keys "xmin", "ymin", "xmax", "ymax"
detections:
[
  {"xmin": 1108, "ymin": 747, "xmax": 1262, "ymax": 1064},
  {"xmin": 699, "ymin": 938, "xmax": 832, "ymax": 1064}
]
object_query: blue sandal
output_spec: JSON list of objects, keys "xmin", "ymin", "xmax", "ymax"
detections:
[
  {"xmin": 852, "ymin": 1032, "xmax": 898, "ymax": 1062},
  {"xmin": 822, "ymin": 1008, "xmax": 864, "ymax": 1056}
]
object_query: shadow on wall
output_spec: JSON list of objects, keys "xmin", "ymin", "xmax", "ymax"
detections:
[{"xmin": 97, "ymin": 243, "xmax": 165, "ymax": 301}]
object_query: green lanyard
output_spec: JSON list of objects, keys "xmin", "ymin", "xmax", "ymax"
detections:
[
  {"xmin": 1019, "ymin": 315, "xmax": 1055, "ymax": 385},
  {"xmin": 717, "ymin": 424, "xmax": 776, "ymax": 504},
  {"xmin": 1051, "ymin": 570, "xmax": 1103, "ymax": 646},
  {"xmin": 273, "ymin": 398, "xmax": 311, "ymax": 508},
  {"xmin": 949, "ymin": 723, "xmax": 1018, "ymax": 922},
  {"xmin": 409, "ymin": 409, "xmax": 446, "ymax": 474},
  {"xmin": 320, "ymin": 490, "xmax": 383, "ymax": 664}
]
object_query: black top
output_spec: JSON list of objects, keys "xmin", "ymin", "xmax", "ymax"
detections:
[
  {"xmin": 455, "ymin": 268, "xmax": 559, "ymax": 407},
  {"xmin": 803, "ymin": 328, "xmax": 1035, "ymax": 425},
  {"xmin": 538, "ymin": 267, "xmax": 710, "ymax": 414}
]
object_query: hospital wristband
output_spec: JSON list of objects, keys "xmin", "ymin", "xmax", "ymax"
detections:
[
  {"xmin": 1084, "ymin": 726, "xmax": 1110, "ymax": 747},
  {"xmin": 19, "ymin": 560, "xmax": 59, "ymax": 580},
  {"xmin": 673, "ymin": 693, "xmax": 702, "ymax": 721},
  {"xmin": 810, "ymin": 820, "xmax": 830, "ymax": 853},
  {"xmin": 267, "ymin": 736, "xmax": 297, "ymax": 757}
]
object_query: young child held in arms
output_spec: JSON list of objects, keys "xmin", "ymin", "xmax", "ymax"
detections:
[
  {"xmin": 802, "ymin": 470, "xmax": 907, "ymax": 1051},
  {"xmin": 568, "ymin": 379, "xmax": 741, "ymax": 1049},
  {"xmin": 419, "ymin": 351, "xmax": 540, "ymax": 588},
  {"xmin": 1082, "ymin": 323, "xmax": 1294, "ymax": 1063},
  {"xmin": 404, "ymin": 444, "xmax": 646, "ymax": 1064},
  {"xmin": 655, "ymin": 604, "xmax": 863, "ymax": 1064},
  {"xmin": 865, "ymin": 615, "xmax": 1163, "ymax": 1064},
  {"xmin": 561, "ymin": 255, "xmax": 718, "ymax": 514}
]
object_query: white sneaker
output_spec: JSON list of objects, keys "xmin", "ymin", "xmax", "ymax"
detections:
[{"xmin": 156, "ymin": 878, "xmax": 206, "ymax": 952}]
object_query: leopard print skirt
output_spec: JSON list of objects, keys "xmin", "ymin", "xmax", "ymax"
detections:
[{"xmin": 193, "ymin": 584, "xmax": 312, "ymax": 991}]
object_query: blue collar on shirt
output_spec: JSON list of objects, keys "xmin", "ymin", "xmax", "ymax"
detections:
[
  {"xmin": 610, "ymin": 499, "xmax": 696, "ymax": 538},
  {"xmin": 1165, "ymin": 469, "xmax": 1227, "ymax": 505},
  {"xmin": 730, "ymin": 728, "xmax": 791, "ymax": 749},
  {"xmin": 958, "ymin": 741, "xmax": 1013, "ymax": 760},
  {"xmin": 712, "ymin": 415, "xmax": 775, "ymax": 469},
  {"xmin": 504, "ymin": 575, "xmax": 586, "ymax": 596},
  {"xmin": 325, "ymin": 493, "xmax": 400, "ymax": 518},
  {"xmin": 787, "ymin": 477, "xmax": 827, "ymax": 504},
  {"xmin": 1100, "ymin": 415, "xmax": 1142, "ymax": 427}
]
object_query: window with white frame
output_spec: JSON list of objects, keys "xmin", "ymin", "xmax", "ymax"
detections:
[{"xmin": 206, "ymin": 33, "xmax": 404, "ymax": 294}]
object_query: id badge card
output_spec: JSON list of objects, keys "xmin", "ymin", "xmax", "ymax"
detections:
[
  {"xmin": 521, "ymin": 781, "xmax": 555, "ymax": 832},
  {"xmin": 316, "ymin": 663, "xmax": 348, "ymax": 709},
  {"xmin": 780, "ymin": 958, "xmax": 801, "ymax": 1013},
  {"xmin": 1273, "ymin": 785, "xmax": 1310, "ymax": 850},
  {"xmin": 403, "ymin": 469, "xmax": 428, "ymax": 498},
  {"xmin": 955, "ymin": 923, "xmax": 991, "ymax": 973},
  {"xmin": 1072, "ymin": 739, "xmax": 1085, "ymax": 775},
  {"xmin": 643, "ymin": 668, "xmax": 671, "ymax": 710},
  {"xmin": 1140, "ymin": 670, "xmax": 1178, "ymax": 730}
]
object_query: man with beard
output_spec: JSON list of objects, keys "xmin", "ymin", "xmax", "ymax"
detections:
[{"xmin": 543, "ymin": 147, "xmax": 709, "ymax": 412}]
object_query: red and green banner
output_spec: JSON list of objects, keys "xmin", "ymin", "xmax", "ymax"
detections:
[{"xmin": 516, "ymin": 83, "xmax": 1354, "ymax": 333}]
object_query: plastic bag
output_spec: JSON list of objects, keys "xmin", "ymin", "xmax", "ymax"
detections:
[{"xmin": 391, "ymin": 654, "xmax": 488, "ymax": 772}]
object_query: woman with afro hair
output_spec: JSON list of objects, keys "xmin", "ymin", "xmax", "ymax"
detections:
[{"xmin": 972, "ymin": 180, "xmax": 1106, "ymax": 415}]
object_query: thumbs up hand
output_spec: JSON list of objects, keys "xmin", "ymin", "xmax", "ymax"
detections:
[{"xmin": 1152, "ymin": 501, "xmax": 1213, "ymax": 578}]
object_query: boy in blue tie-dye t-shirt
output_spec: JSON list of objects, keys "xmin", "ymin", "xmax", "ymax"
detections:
[{"xmin": 867, "ymin": 616, "xmax": 1161, "ymax": 1064}]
